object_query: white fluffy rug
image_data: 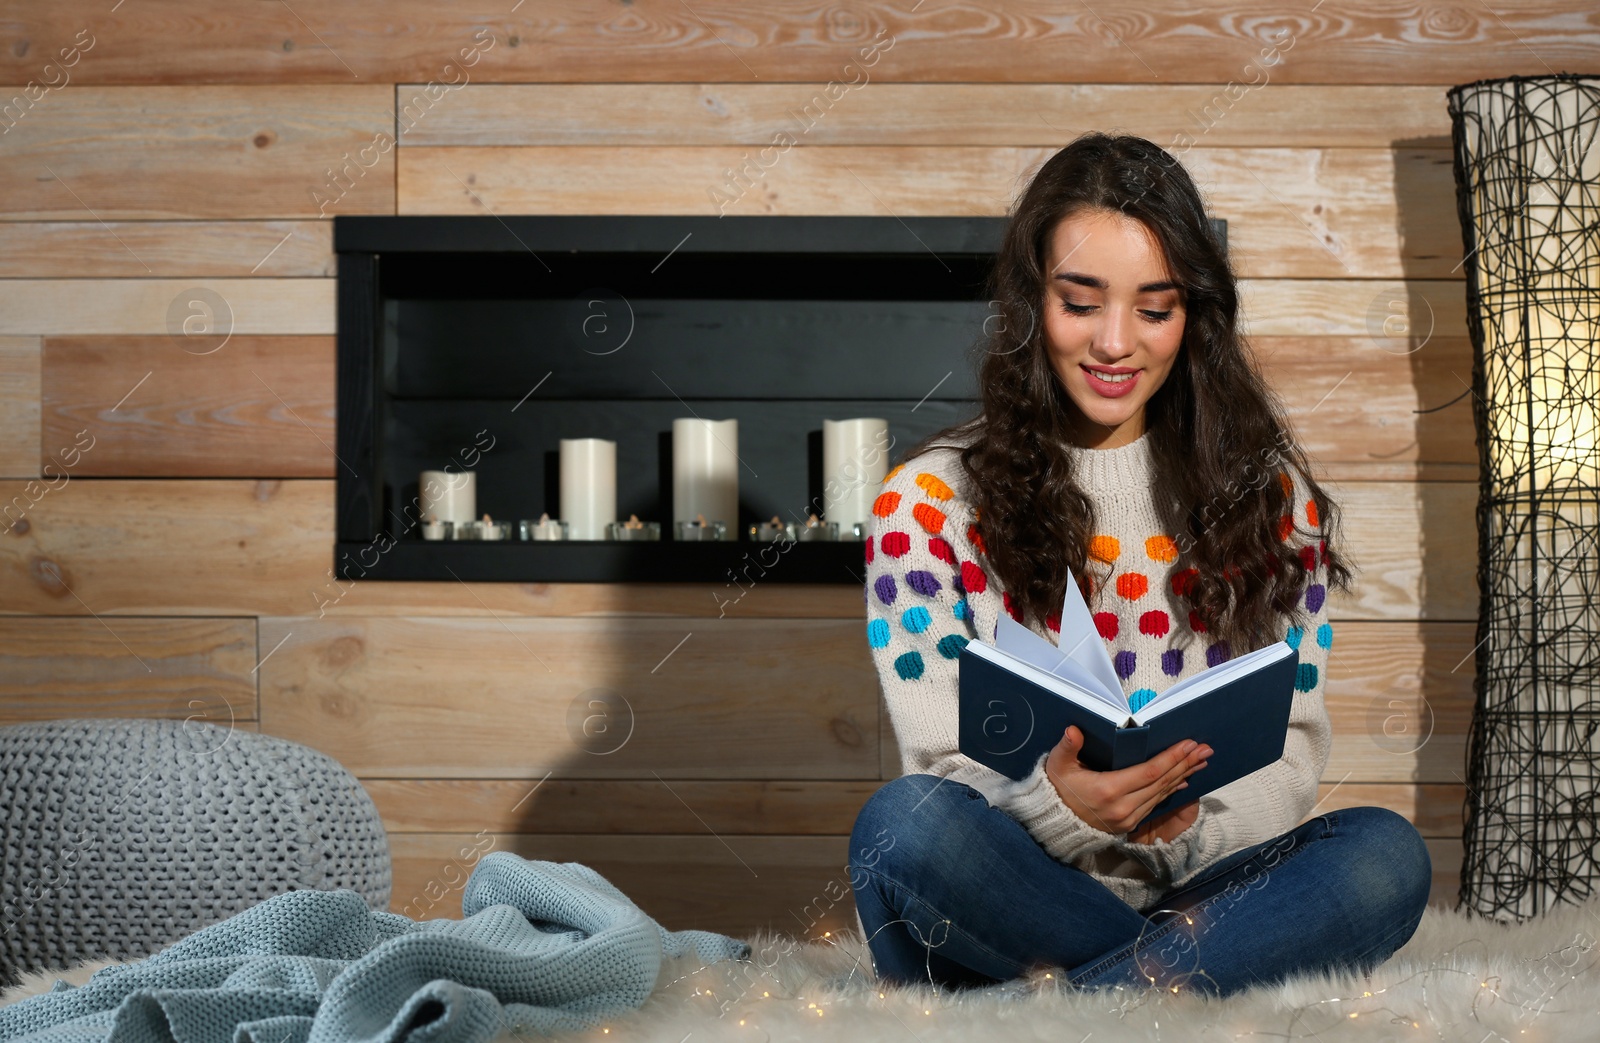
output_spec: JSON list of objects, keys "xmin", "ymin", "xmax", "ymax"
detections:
[{"xmin": 6, "ymin": 898, "xmax": 1600, "ymax": 1042}]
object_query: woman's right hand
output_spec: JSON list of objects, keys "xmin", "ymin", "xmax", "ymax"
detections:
[{"xmin": 1043, "ymin": 725, "xmax": 1212, "ymax": 836}]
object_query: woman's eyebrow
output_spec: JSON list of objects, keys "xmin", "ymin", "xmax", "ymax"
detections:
[{"xmin": 1054, "ymin": 271, "xmax": 1180, "ymax": 293}]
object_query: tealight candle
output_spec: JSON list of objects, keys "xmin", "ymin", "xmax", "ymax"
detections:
[
  {"xmin": 752, "ymin": 514, "xmax": 791, "ymax": 541},
  {"xmin": 676, "ymin": 513, "xmax": 726, "ymax": 541},
  {"xmin": 607, "ymin": 513, "xmax": 661, "ymax": 540},
  {"xmin": 521, "ymin": 512, "xmax": 568, "ymax": 541},
  {"xmin": 797, "ymin": 512, "xmax": 840, "ymax": 542}
]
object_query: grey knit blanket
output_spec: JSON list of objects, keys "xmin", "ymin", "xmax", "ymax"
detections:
[{"xmin": 0, "ymin": 851, "xmax": 752, "ymax": 1042}]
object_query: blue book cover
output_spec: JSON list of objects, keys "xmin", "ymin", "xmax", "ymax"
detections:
[{"xmin": 958, "ymin": 568, "xmax": 1299, "ymax": 834}]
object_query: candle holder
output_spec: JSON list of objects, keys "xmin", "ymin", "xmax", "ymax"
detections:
[
  {"xmin": 453, "ymin": 520, "xmax": 484, "ymax": 540},
  {"xmin": 675, "ymin": 519, "xmax": 727, "ymax": 541},
  {"xmin": 421, "ymin": 519, "xmax": 453, "ymax": 541},
  {"xmin": 797, "ymin": 520, "xmax": 840, "ymax": 542},
  {"xmin": 748, "ymin": 519, "xmax": 840, "ymax": 542},
  {"xmin": 479, "ymin": 520, "xmax": 510, "ymax": 541},
  {"xmin": 608, "ymin": 519, "xmax": 661, "ymax": 540},
  {"xmin": 751, "ymin": 519, "xmax": 791, "ymax": 541},
  {"xmin": 520, "ymin": 516, "xmax": 569, "ymax": 541}
]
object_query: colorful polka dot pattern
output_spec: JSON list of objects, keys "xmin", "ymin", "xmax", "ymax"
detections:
[
  {"xmin": 916, "ymin": 472, "xmax": 954, "ymax": 501},
  {"xmin": 1089, "ymin": 535, "xmax": 1120, "ymax": 563},
  {"xmin": 864, "ymin": 464, "xmax": 1335, "ymax": 717},
  {"xmin": 1116, "ymin": 573, "xmax": 1149, "ymax": 600},
  {"xmin": 1139, "ymin": 610, "xmax": 1170, "ymax": 637},
  {"xmin": 1145, "ymin": 535, "xmax": 1178, "ymax": 563},
  {"xmin": 901, "ymin": 606, "xmax": 932, "ymax": 633},
  {"xmin": 865, "ymin": 470, "xmax": 995, "ymax": 686},
  {"xmin": 1114, "ymin": 650, "xmax": 1137, "ymax": 680},
  {"xmin": 895, "ymin": 651, "xmax": 923, "ymax": 680}
]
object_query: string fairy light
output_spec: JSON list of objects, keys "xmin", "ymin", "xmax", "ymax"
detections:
[{"xmin": 562, "ymin": 912, "xmax": 1600, "ymax": 1040}]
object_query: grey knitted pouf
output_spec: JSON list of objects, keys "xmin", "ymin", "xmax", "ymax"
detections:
[{"xmin": 0, "ymin": 718, "xmax": 392, "ymax": 986}]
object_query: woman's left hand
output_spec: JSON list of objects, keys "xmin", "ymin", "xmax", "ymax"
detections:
[{"xmin": 1127, "ymin": 800, "xmax": 1200, "ymax": 845}]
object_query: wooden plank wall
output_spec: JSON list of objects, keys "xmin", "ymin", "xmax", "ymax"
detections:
[{"xmin": 4, "ymin": 1, "xmax": 1591, "ymax": 936}]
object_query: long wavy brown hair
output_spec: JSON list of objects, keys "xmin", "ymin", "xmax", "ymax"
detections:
[{"xmin": 900, "ymin": 132, "xmax": 1354, "ymax": 652}]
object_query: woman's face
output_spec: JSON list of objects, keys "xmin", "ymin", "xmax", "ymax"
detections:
[{"xmin": 1041, "ymin": 208, "xmax": 1186, "ymax": 449}]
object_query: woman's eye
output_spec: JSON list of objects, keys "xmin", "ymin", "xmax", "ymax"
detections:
[{"xmin": 1058, "ymin": 300, "xmax": 1174, "ymax": 323}]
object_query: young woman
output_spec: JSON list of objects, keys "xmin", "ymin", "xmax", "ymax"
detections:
[{"xmin": 850, "ymin": 132, "xmax": 1432, "ymax": 998}]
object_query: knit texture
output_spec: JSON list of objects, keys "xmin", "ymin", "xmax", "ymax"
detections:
[
  {"xmin": 0, "ymin": 718, "xmax": 391, "ymax": 988},
  {"xmin": 863, "ymin": 429, "xmax": 1334, "ymax": 913},
  {"xmin": 0, "ymin": 850, "xmax": 752, "ymax": 1043}
]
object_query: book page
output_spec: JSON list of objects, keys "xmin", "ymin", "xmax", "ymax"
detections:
[
  {"xmin": 993, "ymin": 612, "xmax": 1125, "ymax": 713},
  {"xmin": 1057, "ymin": 567, "xmax": 1126, "ymax": 698},
  {"xmin": 965, "ymin": 639, "xmax": 1130, "ymax": 725}
]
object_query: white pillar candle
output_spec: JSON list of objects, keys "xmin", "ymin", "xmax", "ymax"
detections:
[
  {"xmin": 419, "ymin": 470, "xmax": 475, "ymax": 525},
  {"xmin": 672, "ymin": 418, "xmax": 738, "ymax": 540},
  {"xmin": 823, "ymin": 418, "xmax": 889, "ymax": 540},
  {"xmin": 559, "ymin": 438, "xmax": 616, "ymax": 540}
]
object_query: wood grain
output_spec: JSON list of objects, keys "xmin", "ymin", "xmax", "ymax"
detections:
[
  {"xmin": 0, "ymin": 278, "xmax": 1459, "ymax": 342},
  {"xmin": 389, "ymin": 832, "xmax": 860, "ymax": 936},
  {"xmin": 273, "ymin": 617, "xmax": 1472, "ymax": 783},
  {"xmin": 0, "ymin": 616, "xmax": 257, "ymax": 725},
  {"xmin": 389, "ymin": 833, "xmax": 1459, "ymax": 925},
  {"xmin": 396, "ymin": 84, "xmax": 1453, "ymax": 149},
  {"xmin": 26, "ymin": 332, "xmax": 1472, "ymax": 480},
  {"xmin": 1325, "ymin": 480, "xmax": 1477, "ymax": 622},
  {"xmin": 1322, "ymin": 622, "xmax": 1475, "ymax": 784},
  {"xmin": 365, "ymin": 778, "xmax": 882, "ymax": 835},
  {"xmin": 0, "ymin": 479, "xmax": 1474, "ymax": 620},
  {"xmin": 255, "ymin": 616, "xmax": 881, "ymax": 779},
  {"xmin": 0, "ymin": 2, "xmax": 1588, "ymax": 85},
  {"xmin": 0, "ymin": 221, "xmax": 334, "ymax": 277},
  {"xmin": 396, "ymin": 145, "xmax": 1469, "ymax": 279},
  {"xmin": 0, "ymin": 280, "xmax": 334, "ymax": 336},
  {"xmin": 41, "ymin": 336, "xmax": 335, "ymax": 477},
  {"xmin": 364, "ymin": 777, "xmax": 1467, "ymax": 838},
  {"xmin": 0, "ymin": 337, "xmax": 40, "ymax": 479},
  {"xmin": 1424, "ymin": 838, "xmax": 1461, "ymax": 909},
  {"xmin": 1259, "ymin": 336, "xmax": 1476, "ymax": 479},
  {"xmin": 0, "ymin": 86, "xmax": 394, "ymax": 219}
]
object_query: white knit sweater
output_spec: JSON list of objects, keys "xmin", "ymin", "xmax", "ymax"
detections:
[{"xmin": 863, "ymin": 428, "xmax": 1334, "ymax": 913}]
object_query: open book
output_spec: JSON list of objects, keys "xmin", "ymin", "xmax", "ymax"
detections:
[{"xmin": 957, "ymin": 567, "xmax": 1299, "ymax": 832}]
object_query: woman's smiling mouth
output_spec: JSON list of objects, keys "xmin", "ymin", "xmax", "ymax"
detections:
[{"xmin": 1081, "ymin": 364, "xmax": 1142, "ymax": 397}]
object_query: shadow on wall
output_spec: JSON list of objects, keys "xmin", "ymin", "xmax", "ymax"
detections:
[{"xmin": 1391, "ymin": 130, "xmax": 1479, "ymax": 910}]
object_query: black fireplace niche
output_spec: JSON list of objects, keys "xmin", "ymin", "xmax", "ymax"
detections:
[{"xmin": 331, "ymin": 214, "xmax": 1225, "ymax": 583}]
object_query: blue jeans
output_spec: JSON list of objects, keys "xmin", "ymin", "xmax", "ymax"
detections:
[{"xmin": 848, "ymin": 773, "xmax": 1432, "ymax": 998}]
